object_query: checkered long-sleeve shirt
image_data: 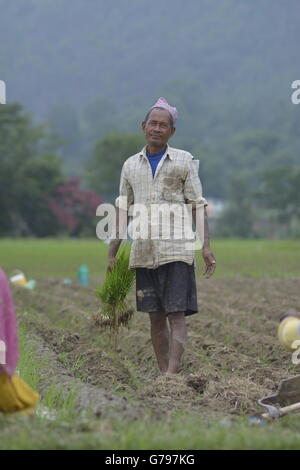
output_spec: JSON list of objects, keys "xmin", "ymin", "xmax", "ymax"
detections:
[{"xmin": 115, "ymin": 145, "xmax": 208, "ymax": 269}]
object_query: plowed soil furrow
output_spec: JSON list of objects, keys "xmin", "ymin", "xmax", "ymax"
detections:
[{"xmin": 13, "ymin": 277, "xmax": 300, "ymax": 418}]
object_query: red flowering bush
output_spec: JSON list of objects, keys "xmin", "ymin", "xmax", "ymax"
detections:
[{"xmin": 48, "ymin": 177, "xmax": 102, "ymax": 236}]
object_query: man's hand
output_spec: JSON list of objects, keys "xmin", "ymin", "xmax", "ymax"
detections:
[
  {"xmin": 106, "ymin": 207, "xmax": 128, "ymax": 275},
  {"xmin": 202, "ymin": 248, "xmax": 216, "ymax": 278},
  {"xmin": 107, "ymin": 238, "xmax": 122, "ymax": 274},
  {"xmin": 107, "ymin": 255, "xmax": 116, "ymax": 274}
]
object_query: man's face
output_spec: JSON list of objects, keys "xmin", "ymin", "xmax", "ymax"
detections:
[{"xmin": 142, "ymin": 108, "xmax": 175, "ymax": 148}]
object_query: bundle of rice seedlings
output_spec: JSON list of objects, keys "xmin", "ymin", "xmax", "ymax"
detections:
[{"xmin": 95, "ymin": 248, "xmax": 135, "ymax": 351}]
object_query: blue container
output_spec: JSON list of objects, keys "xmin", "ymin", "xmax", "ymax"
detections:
[{"xmin": 78, "ymin": 264, "xmax": 90, "ymax": 286}]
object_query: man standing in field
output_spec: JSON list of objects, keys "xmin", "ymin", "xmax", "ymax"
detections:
[{"xmin": 107, "ymin": 97, "xmax": 216, "ymax": 374}]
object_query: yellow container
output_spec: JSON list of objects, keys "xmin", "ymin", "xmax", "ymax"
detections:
[
  {"xmin": 0, "ymin": 373, "xmax": 39, "ymax": 414},
  {"xmin": 10, "ymin": 271, "xmax": 27, "ymax": 287},
  {"xmin": 278, "ymin": 315, "xmax": 300, "ymax": 351}
]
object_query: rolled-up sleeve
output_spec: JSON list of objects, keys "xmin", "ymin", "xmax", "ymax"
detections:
[
  {"xmin": 115, "ymin": 162, "xmax": 134, "ymax": 211},
  {"xmin": 183, "ymin": 158, "xmax": 208, "ymax": 208}
]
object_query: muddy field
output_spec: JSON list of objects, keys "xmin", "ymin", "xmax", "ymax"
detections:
[{"xmin": 13, "ymin": 276, "xmax": 300, "ymax": 422}]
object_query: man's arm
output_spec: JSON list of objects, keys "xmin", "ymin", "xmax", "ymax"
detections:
[
  {"xmin": 107, "ymin": 207, "xmax": 128, "ymax": 272},
  {"xmin": 192, "ymin": 205, "xmax": 216, "ymax": 278},
  {"xmin": 201, "ymin": 206, "xmax": 216, "ymax": 277},
  {"xmin": 107, "ymin": 161, "xmax": 133, "ymax": 272},
  {"xmin": 183, "ymin": 157, "xmax": 216, "ymax": 278}
]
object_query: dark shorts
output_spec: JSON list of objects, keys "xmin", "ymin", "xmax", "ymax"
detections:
[{"xmin": 135, "ymin": 261, "xmax": 198, "ymax": 316}]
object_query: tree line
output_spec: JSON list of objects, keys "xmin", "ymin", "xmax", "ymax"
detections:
[{"xmin": 1, "ymin": 102, "xmax": 300, "ymax": 238}]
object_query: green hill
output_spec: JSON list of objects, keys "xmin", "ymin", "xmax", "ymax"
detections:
[{"xmin": 1, "ymin": 0, "xmax": 299, "ymax": 197}]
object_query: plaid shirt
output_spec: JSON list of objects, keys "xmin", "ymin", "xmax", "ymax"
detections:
[{"xmin": 116, "ymin": 145, "xmax": 208, "ymax": 269}]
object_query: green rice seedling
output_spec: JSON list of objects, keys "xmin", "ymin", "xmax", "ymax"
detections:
[
  {"xmin": 42, "ymin": 383, "xmax": 79, "ymax": 420},
  {"xmin": 44, "ymin": 383, "xmax": 78, "ymax": 411},
  {"xmin": 95, "ymin": 248, "xmax": 135, "ymax": 351},
  {"xmin": 18, "ymin": 324, "xmax": 46, "ymax": 390}
]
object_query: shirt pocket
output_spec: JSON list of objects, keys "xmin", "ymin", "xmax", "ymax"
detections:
[{"xmin": 161, "ymin": 175, "xmax": 185, "ymax": 202}]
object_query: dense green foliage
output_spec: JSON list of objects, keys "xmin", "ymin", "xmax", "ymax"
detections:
[
  {"xmin": 0, "ymin": 104, "xmax": 64, "ymax": 236},
  {"xmin": 1, "ymin": 1, "xmax": 300, "ymax": 237},
  {"xmin": 219, "ymin": 164, "xmax": 300, "ymax": 238},
  {"xmin": 0, "ymin": 104, "xmax": 103, "ymax": 237},
  {"xmin": 86, "ymin": 133, "xmax": 145, "ymax": 200}
]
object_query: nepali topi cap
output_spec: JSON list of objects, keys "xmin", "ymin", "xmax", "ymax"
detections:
[{"xmin": 150, "ymin": 97, "xmax": 178, "ymax": 125}]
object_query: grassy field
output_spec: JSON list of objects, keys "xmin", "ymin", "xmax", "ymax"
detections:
[
  {"xmin": 1, "ymin": 238, "xmax": 300, "ymax": 279},
  {"xmin": 0, "ymin": 238, "xmax": 300, "ymax": 450}
]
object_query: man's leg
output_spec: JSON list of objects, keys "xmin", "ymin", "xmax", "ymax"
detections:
[
  {"xmin": 167, "ymin": 311, "xmax": 187, "ymax": 374},
  {"xmin": 149, "ymin": 312, "xmax": 169, "ymax": 373}
]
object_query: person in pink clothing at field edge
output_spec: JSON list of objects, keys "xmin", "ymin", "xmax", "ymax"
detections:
[{"xmin": 0, "ymin": 267, "xmax": 39, "ymax": 414}]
